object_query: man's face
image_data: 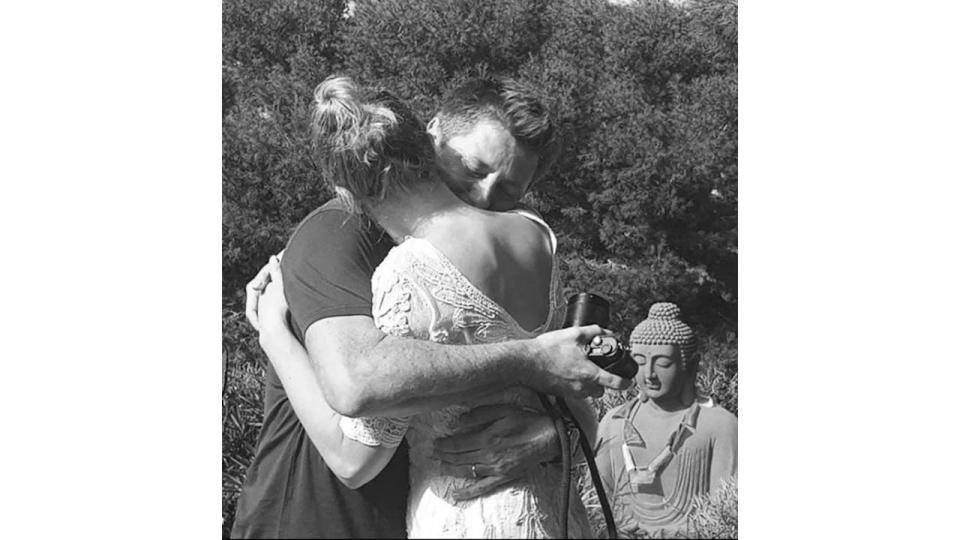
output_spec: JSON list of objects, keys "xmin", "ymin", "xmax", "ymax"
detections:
[
  {"xmin": 631, "ymin": 344, "xmax": 687, "ymax": 404},
  {"xmin": 431, "ymin": 118, "xmax": 540, "ymax": 212}
]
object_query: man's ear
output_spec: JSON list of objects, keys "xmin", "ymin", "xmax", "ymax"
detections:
[{"xmin": 427, "ymin": 117, "xmax": 442, "ymax": 147}]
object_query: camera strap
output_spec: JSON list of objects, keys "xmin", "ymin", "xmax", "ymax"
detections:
[
  {"xmin": 538, "ymin": 393, "xmax": 572, "ymax": 537},
  {"xmin": 551, "ymin": 396, "xmax": 619, "ymax": 539}
]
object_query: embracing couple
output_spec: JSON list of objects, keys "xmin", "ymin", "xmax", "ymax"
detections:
[{"xmin": 231, "ymin": 75, "xmax": 630, "ymax": 539}]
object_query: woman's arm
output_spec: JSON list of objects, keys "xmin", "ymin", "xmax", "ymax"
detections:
[{"xmin": 257, "ymin": 257, "xmax": 397, "ymax": 489}]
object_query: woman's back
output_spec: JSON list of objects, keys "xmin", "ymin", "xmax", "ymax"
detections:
[{"xmin": 419, "ymin": 208, "xmax": 557, "ymax": 332}]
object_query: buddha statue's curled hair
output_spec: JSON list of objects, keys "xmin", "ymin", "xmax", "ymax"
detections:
[
  {"xmin": 312, "ymin": 75, "xmax": 434, "ymax": 213},
  {"xmin": 630, "ymin": 302, "xmax": 698, "ymax": 371}
]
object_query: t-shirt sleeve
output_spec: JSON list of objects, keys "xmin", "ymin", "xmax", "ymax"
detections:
[{"xmin": 280, "ymin": 208, "xmax": 391, "ymax": 340}]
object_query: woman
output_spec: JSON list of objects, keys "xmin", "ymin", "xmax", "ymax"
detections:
[{"xmin": 254, "ymin": 75, "xmax": 595, "ymax": 538}]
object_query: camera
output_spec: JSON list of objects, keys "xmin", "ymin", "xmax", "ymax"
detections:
[{"xmin": 562, "ymin": 293, "xmax": 638, "ymax": 379}]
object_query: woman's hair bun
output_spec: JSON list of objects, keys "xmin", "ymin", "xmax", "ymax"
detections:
[{"xmin": 310, "ymin": 75, "xmax": 433, "ymax": 212}]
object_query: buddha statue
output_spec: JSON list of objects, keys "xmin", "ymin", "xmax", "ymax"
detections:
[{"xmin": 595, "ymin": 303, "xmax": 737, "ymax": 538}]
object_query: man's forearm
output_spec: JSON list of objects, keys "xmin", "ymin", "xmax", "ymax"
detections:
[
  {"xmin": 308, "ymin": 317, "xmax": 619, "ymax": 418},
  {"xmin": 319, "ymin": 333, "xmax": 535, "ymax": 417}
]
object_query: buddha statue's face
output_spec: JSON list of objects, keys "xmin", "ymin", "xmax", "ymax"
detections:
[{"xmin": 631, "ymin": 343, "xmax": 687, "ymax": 405}]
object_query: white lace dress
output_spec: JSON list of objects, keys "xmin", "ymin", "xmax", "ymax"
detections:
[{"xmin": 339, "ymin": 217, "xmax": 592, "ymax": 538}]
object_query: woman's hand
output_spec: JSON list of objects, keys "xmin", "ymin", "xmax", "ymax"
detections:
[
  {"xmin": 244, "ymin": 251, "xmax": 284, "ymax": 331},
  {"xmin": 255, "ymin": 255, "xmax": 292, "ymax": 351}
]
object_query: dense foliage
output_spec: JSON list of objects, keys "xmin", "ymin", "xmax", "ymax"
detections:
[{"xmin": 223, "ymin": 0, "xmax": 737, "ymax": 537}]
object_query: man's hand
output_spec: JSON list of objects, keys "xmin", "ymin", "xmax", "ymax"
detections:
[
  {"xmin": 431, "ymin": 404, "xmax": 559, "ymax": 501},
  {"xmin": 523, "ymin": 325, "xmax": 632, "ymax": 398},
  {"xmin": 244, "ymin": 251, "xmax": 284, "ymax": 331}
]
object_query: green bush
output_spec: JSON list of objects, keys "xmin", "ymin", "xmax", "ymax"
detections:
[
  {"xmin": 221, "ymin": 310, "xmax": 265, "ymax": 538},
  {"xmin": 688, "ymin": 479, "xmax": 738, "ymax": 539},
  {"xmin": 222, "ymin": 0, "xmax": 348, "ymax": 305}
]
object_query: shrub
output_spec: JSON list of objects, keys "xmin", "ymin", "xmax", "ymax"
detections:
[
  {"xmin": 688, "ymin": 479, "xmax": 738, "ymax": 538},
  {"xmin": 222, "ymin": 0, "xmax": 348, "ymax": 306},
  {"xmin": 221, "ymin": 310, "xmax": 266, "ymax": 537}
]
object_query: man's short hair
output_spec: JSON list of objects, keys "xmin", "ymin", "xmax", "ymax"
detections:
[{"xmin": 435, "ymin": 77, "xmax": 560, "ymax": 181}]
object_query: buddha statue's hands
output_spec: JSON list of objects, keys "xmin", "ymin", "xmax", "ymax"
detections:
[{"xmin": 431, "ymin": 404, "xmax": 558, "ymax": 501}]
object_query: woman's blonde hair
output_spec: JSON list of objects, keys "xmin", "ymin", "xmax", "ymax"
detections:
[{"xmin": 312, "ymin": 75, "xmax": 434, "ymax": 212}]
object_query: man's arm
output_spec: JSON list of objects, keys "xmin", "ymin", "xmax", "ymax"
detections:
[{"xmin": 305, "ymin": 316, "xmax": 624, "ymax": 417}]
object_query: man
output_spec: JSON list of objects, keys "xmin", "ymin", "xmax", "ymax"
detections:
[
  {"xmin": 595, "ymin": 303, "xmax": 737, "ymax": 538},
  {"xmin": 232, "ymin": 77, "xmax": 629, "ymax": 538}
]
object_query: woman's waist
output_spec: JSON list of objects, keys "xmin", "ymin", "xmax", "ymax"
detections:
[
  {"xmin": 407, "ymin": 462, "xmax": 565, "ymax": 504},
  {"xmin": 406, "ymin": 388, "xmax": 544, "ymax": 442}
]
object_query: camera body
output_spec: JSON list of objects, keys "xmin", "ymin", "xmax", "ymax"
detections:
[{"xmin": 563, "ymin": 293, "xmax": 638, "ymax": 379}]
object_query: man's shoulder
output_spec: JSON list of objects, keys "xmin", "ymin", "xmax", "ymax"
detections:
[
  {"xmin": 280, "ymin": 199, "xmax": 386, "ymax": 340},
  {"xmin": 288, "ymin": 199, "xmax": 361, "ymax": 245},
  {"xmin": 285, "ymin": 199, "xmax": 387, "ymax": 257}
]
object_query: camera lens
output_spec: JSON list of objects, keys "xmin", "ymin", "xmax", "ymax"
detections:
[{"xmin": 564, "ymin": 293, "xmax": 610, "ymax": 328}]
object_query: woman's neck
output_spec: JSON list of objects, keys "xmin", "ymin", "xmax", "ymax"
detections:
[{"xmin": 367, "ymin": 181, "xmax": 469, "ymax": 242}]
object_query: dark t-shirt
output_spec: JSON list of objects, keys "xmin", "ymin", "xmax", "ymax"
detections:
[{"xmin": 231, "ymin": 199, "xmax": 409, "ymax": 539}]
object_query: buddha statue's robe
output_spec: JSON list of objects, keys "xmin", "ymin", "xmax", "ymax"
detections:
[{"xmin": 595, "ymin": 397, "xmax": 737, "ymax": 538}]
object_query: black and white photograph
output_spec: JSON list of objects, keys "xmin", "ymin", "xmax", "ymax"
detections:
[
  {"xmin": 8, "ymin": 1, "xmax": 960, "ymax": 539},
  {"xmin": 222, "ymin": 1, "xmax": 738, "ymax": 538}
]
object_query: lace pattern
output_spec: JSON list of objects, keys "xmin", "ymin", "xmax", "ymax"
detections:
[{"xmin": 339, "ymin": 415, "xmax": 409, "ymax": 448}]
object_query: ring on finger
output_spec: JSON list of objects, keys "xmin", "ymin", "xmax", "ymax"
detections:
[{"xmin": 471, "ymin": 464, "xmax": 479, "ymax": 478}]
